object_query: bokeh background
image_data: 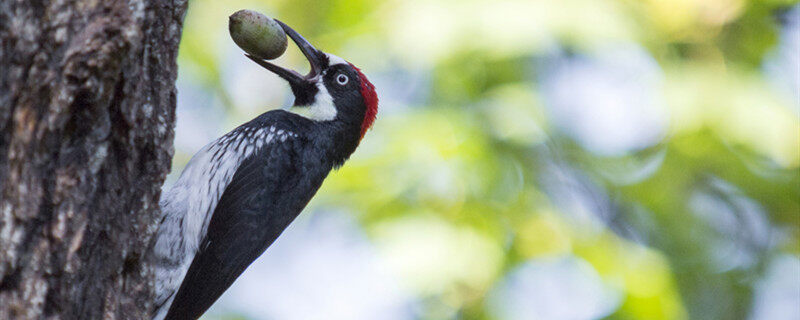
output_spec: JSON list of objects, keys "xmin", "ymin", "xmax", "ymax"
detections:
[{"xmin": 168, "ymin": 0, "xmax": 800, "ymax": 319}]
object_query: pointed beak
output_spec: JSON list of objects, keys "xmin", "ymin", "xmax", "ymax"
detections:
[{"xmin": 245, "ymin": 20, "xmax": 326, "ymax": 91}]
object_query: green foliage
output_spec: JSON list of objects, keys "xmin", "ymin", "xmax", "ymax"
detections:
[{"xmin": 180, "ymin": 0, "xmax": 800, "ymax": 319}]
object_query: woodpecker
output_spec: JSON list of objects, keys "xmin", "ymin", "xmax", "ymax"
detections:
[{"xmin": 149, "ymin": 20, "xmax": 378, "ymax": 320}]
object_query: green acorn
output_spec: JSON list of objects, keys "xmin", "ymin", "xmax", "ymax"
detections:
[{"xmin": 228, "ymin": 10, "xmax": 288, "ymax": 60}]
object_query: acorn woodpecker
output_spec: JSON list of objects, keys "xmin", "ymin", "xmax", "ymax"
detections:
[{"xmin": 149, "ymin": 20, "xmax": 378, "ymax": 320}]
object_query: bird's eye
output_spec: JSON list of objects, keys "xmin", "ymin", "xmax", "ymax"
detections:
[{"xmin": 336, "ymin": 74, "xmax": 349, "ymax": 86}]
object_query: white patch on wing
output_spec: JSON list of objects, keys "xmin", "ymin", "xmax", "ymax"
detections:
[
  {"xmin": 288, "ymin": 81, "xmax": 337, "ymax": 121},
  {"xmin": 177, "ymin": 127, "xmax": 288, "ymax": 251},
  {"xmin": 151, "ymin": 125, "xmax": 297, "ymax": 317}
]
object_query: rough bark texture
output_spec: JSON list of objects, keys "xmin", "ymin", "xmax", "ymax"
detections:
[{"xmin": 0, "ymin": 0, "xmax": 187, "ymax": 318}]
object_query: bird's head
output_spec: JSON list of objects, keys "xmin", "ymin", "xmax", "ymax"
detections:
[{"xmin": 246, "ymin": 20, "xmax": 378, "ymax": 141}]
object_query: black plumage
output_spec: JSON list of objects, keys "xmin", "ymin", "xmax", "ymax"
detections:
[{"xmin": 164, "ymin": 112, "xmax": 330, "ymax": 319}]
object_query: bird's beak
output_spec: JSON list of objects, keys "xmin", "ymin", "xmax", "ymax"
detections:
[{"xmin": 246, "ymin": 20, "xmax": 326, "ymax": 93}]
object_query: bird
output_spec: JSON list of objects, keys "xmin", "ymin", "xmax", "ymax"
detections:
[{"xmin": 148, "ymin": 19, "xmax": 378, "ymax": 320}]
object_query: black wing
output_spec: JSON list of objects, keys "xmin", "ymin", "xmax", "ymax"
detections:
[{"xmin": 165, "ymin": 136, "xmax": 311, "ymax": 320}]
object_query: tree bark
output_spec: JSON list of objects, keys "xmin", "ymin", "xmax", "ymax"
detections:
[{"xmin": 0, "ymin": 0, "xmax": 186, "ymax": 318}]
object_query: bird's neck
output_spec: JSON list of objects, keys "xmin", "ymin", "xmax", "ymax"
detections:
[{"xmin": 312, "ymin": 115, "xmax": 363, "ymax": 169}]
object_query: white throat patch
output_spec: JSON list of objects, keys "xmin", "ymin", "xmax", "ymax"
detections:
[
  {"xmin": 286, "ymin": 53, "xmax": 349, "ymax": 122},
  {"xmin": 288, "ymin": 80, "xmax": 337, "ymax": 121}
]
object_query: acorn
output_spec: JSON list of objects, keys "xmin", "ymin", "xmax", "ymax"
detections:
[{"xmin": 228, "ymin": 10, "xmax": 288, "ymax": 60}]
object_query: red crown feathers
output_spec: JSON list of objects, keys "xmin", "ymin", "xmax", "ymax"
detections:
[{"xmin": 349, "ymin": 63, "xmax": 378, "ymax": 140}]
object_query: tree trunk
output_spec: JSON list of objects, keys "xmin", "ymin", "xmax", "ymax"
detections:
[{"xmin": 0, "ymin": 0, "xmax": 187, "ymax": 318}]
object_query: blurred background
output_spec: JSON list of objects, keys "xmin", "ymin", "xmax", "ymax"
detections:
[{"xmin": 168, "ymin": 0, "xmax": 799, "ymax": 319}]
